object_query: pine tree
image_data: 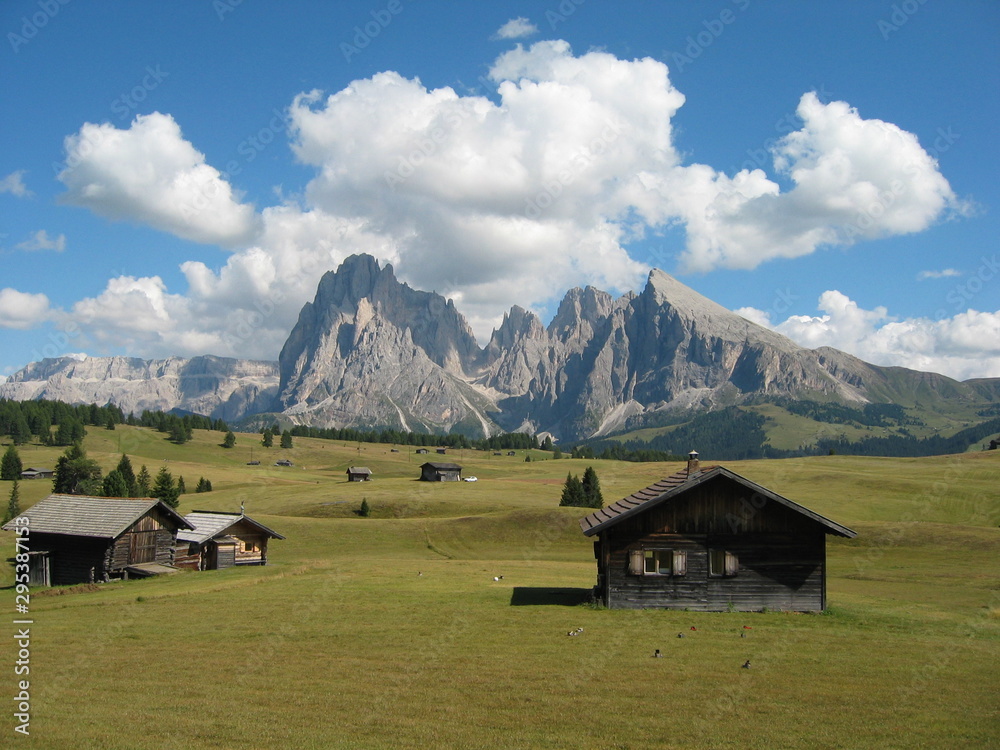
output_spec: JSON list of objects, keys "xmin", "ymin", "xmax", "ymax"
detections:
[
  {"xmin": 582, "ymin": 466, "xmax": 604, "ymax": 508},
  {"xmin": 1, "ymin": 444, "xmax": 22, "ymax": 481},
  {"xmin": 177, "ymin": 476, "xmax": 186, "ymax": 494},
  {"xmin": 102, "ymin": 469, "xmax": 128, "ymax": 498},
  {"xmin": 4, "ymin": 480, "xmax": 21, "ymax": 524},
  {"xmin": 222, "ymin": 431, "xmax": 236, "ymax": 449},
  {"xmin": 151, "ymin": 466, "xmax": 179, "ymax": 508},
  {"xmin": 169, "ymin": 420, "xmax": 189, "ymax": 444},
  {"xmin": 359, "ymin": 498, "xmax": 371, "ymax": 517},
  {"xmin": 195, "ymin": 477, "xmax": 211, "ymax": 493},
  {"xmin": 280, "ymin": 430, "xmax": 293, "ymax": 449},
  {"xmin": 261, "ymin": 428, "xmax": 273, "ymax": 448},
  {"xmin": 10, "ymin": 412, "xmax": 32, "ymax": 445},
  {"xmin": 136, "ymin": 465, "xmax": 152, "ymax": 496},
  {"xmin": 559, "ymin": 472, "xmax": 586, "ymax": 507},
  {"xmin": 116, "ymin": 454, "xmax": 137, "ymax": 497}
]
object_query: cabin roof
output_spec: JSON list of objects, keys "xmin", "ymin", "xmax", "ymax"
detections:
[
  {"xmin": 177, "ymin": 511, "xmax": 286, "ymax": 544},
  {"xmin": 579, "ymin": 466, "xmax": 856, "ymax": 538},
  {"xmin": 347, "ymin": 466, "xmax": 372, "ymax": 474},
  {"xmin": 420, "ymin": 462, "xmax": 462, "ymax": 471},
  {"xmin": 1, "ymin": 494, "xmax": 194, "ymax": 538}
]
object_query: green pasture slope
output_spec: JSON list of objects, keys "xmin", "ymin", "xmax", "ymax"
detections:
[{"xmin": 2, "ymin": 426, "xmax": 998, "ymax": 749}]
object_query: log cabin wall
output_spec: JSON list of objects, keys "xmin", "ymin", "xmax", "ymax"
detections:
[
  {"xmin": 107, "ymin": 509, "xmax": 178, "ymax": 571},
  {"xmin": 32, "ymin": 534, "xmax": 111, "ymax": 585},
  {"xmin": 173, "ymin": 542, "xmax": 203, "ymax": 571},
  {"xmin": 600, "ymin": 476, "xmax": 828, "ymax": 611}
]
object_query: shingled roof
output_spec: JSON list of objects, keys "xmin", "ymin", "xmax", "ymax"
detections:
[
  {"xmin": 177, "ymin": 511, "xmax": 285, "ymax": 545},
  {"xmin": 1, "ymin": 494, "xmax": 193, "ymax": 538},
  {"xmin": 579, "ymin": 466, "xmax": 856, "ymax": 538}
]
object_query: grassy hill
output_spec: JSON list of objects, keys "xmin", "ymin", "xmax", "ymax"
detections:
[{"xmin": 2, "ymin": 426, "xmax": 998, "ymax": 749}]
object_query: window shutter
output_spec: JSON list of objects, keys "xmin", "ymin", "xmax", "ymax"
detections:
[
  {"xmin": 673, "ymin": 550, "xmax": 687, "ymax": 576},
  {"xmin": 725, "ymin": 551, "xmax": 739, "ymax": 576},
  {"xmin": 628, "ymin": 549, "xmax": 644, "ymax": 576}
]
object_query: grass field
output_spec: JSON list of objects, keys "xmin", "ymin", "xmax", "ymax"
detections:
[{"xmin": 2, "ymin": 426, "xmax": 998, "ymax": 749}]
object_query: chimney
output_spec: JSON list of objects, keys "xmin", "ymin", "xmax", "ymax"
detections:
[{"xmin": 687, "ymin": 450, "xmax": 700, "ymax": 475}]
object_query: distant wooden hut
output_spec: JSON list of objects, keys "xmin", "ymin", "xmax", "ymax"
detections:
[
  {"xmin": 419, "ymin": 462, "xmax": 462, "ymax": 482},
  {"xmin": 436, "ymin": 448, "xmax": 447, "ymax": 455},
  {"xmin": 416, "ymin": 448, "xmax": 429, "ymax": 455},
  {"xmin": 175, "ymin": 511, "xmax": 284, "ymax": 571},
  {"xmin": 347, "ymin": 466, "xmax": 372, "ymax": 482},
  {"xmin": 1, "ymin": 494, "xmax": 194, "ymax": 586},
  {"xmin": 19, "ymin": 467, "xmax": 54, "ymax": 480},
  {"xmin": 579, "ymin": 452, "xmax": 856, "ymax": 612}
]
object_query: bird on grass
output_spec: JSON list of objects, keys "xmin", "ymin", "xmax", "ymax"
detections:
[
  {"xmin": 742, "ymin": 660, "xmax": 751, "ymax": 669},
  {"xmin": 652, "ymin": 649, "xmax": 663, "ymax": 658},
  {"xmin": 677, "ymin": 633, "xmax": 685, "ymax": 638}
]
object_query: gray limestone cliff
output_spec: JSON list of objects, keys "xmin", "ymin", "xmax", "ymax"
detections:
[{"xmin": 0, "ymin": 355, "xmax": 279, "ymax": 421}]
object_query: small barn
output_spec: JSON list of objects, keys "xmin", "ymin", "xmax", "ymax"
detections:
[
  {"xmin": 580, "ymin": 452, "xmax": 856, "ymax": 612},
  {"xmin": 175, "ymin": 511, "xmax": 285, "ymax": 571},
  {"xmin": 346, "ymin": 466, "xmax": 372, "ymax": 482},
  {"xmin": 416, "ymin": 448, "xmax": 429, "ymax": 455},
  {"xmin": 420, "ymin": 462, "xmax": 462, "ymax": 482},
  {"xmin": 1, "ymin": 494, "xmax": 194, "ymax": 586},
  {"xmin": 19, "ymin": 467, "xmax": 54, "ymax": 480}
]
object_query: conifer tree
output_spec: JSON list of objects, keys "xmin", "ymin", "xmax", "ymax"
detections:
[
  {"xmin": 261, "ymin": 428, "xmax": 273, "ymax": 448},
  {"xmin": 116, "ymin": 454, "xmax": 137, "ymax": 497},
  {"xmin": 280, "ymin": 430, "xmax": 293, "ymax": 449},
  {"xmin": 4, "ymin": 480, "xmax": 21, "ymax": 524},
  {"xmin": 151, "ymin": 466, "xmax": 179, "ymax": 508},
  {"xmin": 582, "ymin": 466, "xmax": 604, "ymax": 508},
  {"xmin": 136, "ymin": 465, "xmax": 152, "ymax": 497},
  {"xmin": 559, "ymin": 472, "xmax": 586, "ymax": 507},
  {"xmin": 1, "ymin": 444, "xmax": 22, "ymax": 481},
  {"xmin": 222, "ymin": 431, "xmax": 236, "ymax": 449},
  {"xmin": 102, "ymin": 469, "xmax": 128, "ymax": 498}
]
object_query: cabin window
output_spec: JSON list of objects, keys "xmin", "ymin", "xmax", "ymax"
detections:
[
  {"xmin": 709, "ymin": 549, "xmax": 739, "ymax": 577},
  {"xmin": 629, "ymin": 549, "xmax": 687, "ymax": 576}
]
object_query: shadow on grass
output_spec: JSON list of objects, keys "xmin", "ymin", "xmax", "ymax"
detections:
[{"xmin": 510, "ymin": 587, "xmax": 592, "ymax": 606}]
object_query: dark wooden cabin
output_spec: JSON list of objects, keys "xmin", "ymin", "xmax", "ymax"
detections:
[
  {"xmin": 175, "ymin": 511, "xmax": 285, "ymax": 571},
  {"xmin": 2, "ymin": 494, "xmax": 194, "ymax": 586},
  {"xmin": 19, "ymin": 467, "xmax": 54, "ymax": 480},
  {"xmin": 419, "ymin": 462, "xmax": 462, "ymax": 481},
  {"xmin": 346, "ymin": 466, "xmax": 372, "ymax": 482},
  {"xmin": 579, "ymin": 453, "xmax": 856, "ymax": 612}
]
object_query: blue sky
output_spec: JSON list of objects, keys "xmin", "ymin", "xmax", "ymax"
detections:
[{"xmin": 1, "ymin": 0, "xmax": 997, "ymax": 380}]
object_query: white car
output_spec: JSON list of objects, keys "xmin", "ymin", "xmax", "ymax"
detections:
[{"xmin": 463, "ymin": 476, "xmax": 478, "ymax": 482}]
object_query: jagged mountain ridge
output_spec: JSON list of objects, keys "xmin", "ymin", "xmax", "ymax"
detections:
[
  {"xmin": 275, "ymin": 254, "xmax": 994, "ymax": 440},
  {"xmin": 4, "ymin": 253, "xmax": 997, "ymax": 441},
  {"xmin": 0, "ymin": 355, "xmax": 279, "ymax": 421}
]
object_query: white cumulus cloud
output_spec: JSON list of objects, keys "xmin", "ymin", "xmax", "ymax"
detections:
[
  {"xmin": 0, "ymin": 288, "xmax": 51, "ymax": 330},
  {"xmin": 494, "ymin": 17, "xmax": 538, "ymax": 40},
  {"xmin": 0, "ymin": 170, "xmax": 33, "ymax": 198},
  {"xmin": 742, "ymin": 291, "xmax": 1000, "ymax": 381},
  {"xmin": 57, "ymin": 113, "xmax": 259, "ymax": 247},
  {"xmin": 55, "ymin": 40, "xmax": 973, "ymax": 365}
]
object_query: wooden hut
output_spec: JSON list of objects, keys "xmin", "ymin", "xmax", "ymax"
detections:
[
  {"xmin": 19, "ymin": 467, "xmax": 54, "ymax": 480},
  {"xmin": 346, "ymin": 466, "xmax": 372, "ymax": 482},
  {"xmin": 175, "ymin": 511, "xmax": 284, "ymax": 571},
  {"xmin": 579, "ymin": 452, "xmax": 856, "ymax": 612},
  {"xmin": 419, "ymin": 462, "xmax": 462, "ymax": 482},
  {"xmin": 1, "ymin": 494, "xmax": 194, "ymax": 586}
]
